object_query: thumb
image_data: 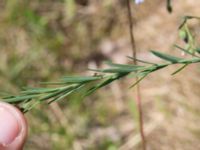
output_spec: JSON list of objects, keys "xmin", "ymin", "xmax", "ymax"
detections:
[{"xmin": 0, "ymin": 102, "xmax": 28, "ymax": 150}]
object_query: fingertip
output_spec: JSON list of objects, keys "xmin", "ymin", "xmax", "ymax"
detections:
[{"xmin": 0, "ymin": 102, "xmax": 28, "ymax": 150}]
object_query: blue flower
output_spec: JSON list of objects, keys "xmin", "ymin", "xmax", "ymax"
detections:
[{"xmin": 134, "ymin": 0, "xmax": 144, "ymax": 4}]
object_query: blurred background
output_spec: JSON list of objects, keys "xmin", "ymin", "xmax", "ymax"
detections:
[{"xmin": 0, "ymin": 0, "xmax": 200, "ymax": 149}]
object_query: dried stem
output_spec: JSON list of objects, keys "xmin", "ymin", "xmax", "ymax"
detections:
[
  {"xmin": 126, "ymin": 0, "xmax": 137, "ymax": 61},
  {"xmin": 126, "ymin": 0, "xmax": 146, "ymax": 149}
]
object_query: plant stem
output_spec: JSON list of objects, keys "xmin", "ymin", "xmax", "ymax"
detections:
[
  {"xmin": 126, "ymin": 0, "xmax": 146, "ymax": 149},
  {"xmin": 136, "ymin": 84, "xmax": 146, "ymax": 150},
  {"xmin": 126, "ymin": 0, "xmax": 137, "ymax": 61}
]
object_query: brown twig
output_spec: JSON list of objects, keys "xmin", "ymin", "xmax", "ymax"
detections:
[
  {"xmin": 126, "ymin": 0, "xmax": 146, "ymax": 150},
  {"xmin": 126, "ymin": 0, "xmax": 137, "ymax": 63}
]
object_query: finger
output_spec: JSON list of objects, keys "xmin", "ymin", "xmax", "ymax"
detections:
[{"xmin": 0, "ymin": 102, "xmax": 28, "ymax": 150}]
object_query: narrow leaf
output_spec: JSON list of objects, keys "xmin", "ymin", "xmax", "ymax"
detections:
[
  {"xmin": 3, "ymin": 95, "xmax": 38, "ymax": 103},
  {"xmin": 61, "ymin": 76, "xmax": 102, "ymax": 83},
  {"xmin": 86, "ymin": 73, "xmax": 128, "ymax": 96},
  {"xmin": 151, "ymin": 50, "xmax": 182, "ymax": 63},
  {"xmin": 89, "ymin": 67, "xmax": 140, "ymax": 73},
  {"xmin": 171, "ymin": 64, "xmax": 188, "ymax": 75},
  {"xmin": 174, "ymin": 45, "xmax": 200, "ymax": 57},
  {"xmin": 127, "ymin": 56, "xmax": 156, "ymax": 65},
  {"xmin": 48, "ymin": 84, "xmax": 84, "ymax": 104},
  {"xmin": 129, "ymin": 74, "xmax": 148, "ymax": 88},
  {"xmin": 21, "ymin": 88, "xmax": 59, "ymax": 94}
]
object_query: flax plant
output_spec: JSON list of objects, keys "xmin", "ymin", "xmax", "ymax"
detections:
[
  {"xmin": 2, "ymin": 47, "xmax": 200, "ymax": 113},
  {"xmin": 2, "ymin": 3, "xmax": 200, "ymax": 117}
]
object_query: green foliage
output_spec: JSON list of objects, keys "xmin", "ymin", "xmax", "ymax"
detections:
[
  {"xmin": 2, "ymin": 47, "xmax": 200, "ymax": 112},
  {"xmin": 178, "ymin": 16, "xmax": 200, "ymax": 54},
  {"xmin": 151, "ymin": 50, "xmax": 182, "ymax": 63},
  {"xmin": 1, "ymin": 1, "xmax": 200, "ymax": 149}
]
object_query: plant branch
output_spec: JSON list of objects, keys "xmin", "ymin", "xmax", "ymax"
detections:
[{"xmin": 2, "ymin": 50, "xmax": 200, "ymax": 113}]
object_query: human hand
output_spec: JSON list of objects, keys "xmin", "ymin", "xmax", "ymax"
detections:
[{"xmin": 0, "ymin": 102, "xmax": 28, "ymax": 150}]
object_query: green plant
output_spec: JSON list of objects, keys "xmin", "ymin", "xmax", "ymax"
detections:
[
  {"xmin": 1, "ymin": 1, "xmax": 200, "ymax": 149},
  {"xmin": 2, "ymin": 46, "xmax": 200, "ymax": 112},
  {"xmin": 3, "ymin": 0, "xmax": 187, "ymax": 114}
]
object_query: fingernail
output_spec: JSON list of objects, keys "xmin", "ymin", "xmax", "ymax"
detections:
[{"xmin": 0, "ymin": 106, "xmax": 22, "ymax": 146}]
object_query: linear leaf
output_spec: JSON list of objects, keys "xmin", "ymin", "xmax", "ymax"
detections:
[
  {"xmin": 89, "ymin": 67, "xmax": 140, "ymax": 73},
  {"xmin": 129, "ymin": 74, "xmax": 148, "ymax": 88},
  {"xmin": 171, "ymin": 64, "xmax": 188, "ymax": 75},
  {"xmin": 127, "ymin": 56, "xmax": 156, "ymax": 65},
  {"xmin": 21, "ymin": 88, "xmax": 59, "ymax": 94},
  {"xmin": 3, "ymin": 95, "xmax": 38, "ymax": 103},
  {"xmin": 61, "ymin": 76, "xmax": 103, "ymax": 83},
  {"xmin": 174, "ymin": 45, "xmax": 200, "ymax": 57},
  {"xmin": 39, "ymin": 86, "xmax": 76, "ymax": 101},
  {"xmin": 86, "ymin": 73, "xmax": 128, "ymax": 96},
  {"xmin": 151, "ymin": 50, "xmax": 182, "ymax": 63},
  {"xmin": 48, "ymin": 84, "xmax": 84, "ymax": 104}
]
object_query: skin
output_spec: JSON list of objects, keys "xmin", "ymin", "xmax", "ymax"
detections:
[{"xmin": 0, "ymin": 102, "xmax": 28, "ymax": 150}]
